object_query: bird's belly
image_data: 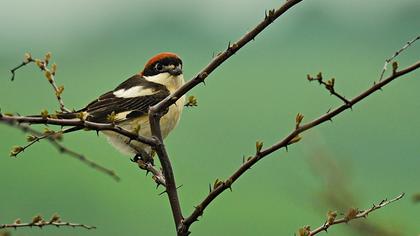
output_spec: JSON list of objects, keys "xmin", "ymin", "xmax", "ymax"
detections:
[
  {"xmin": 102, "ymin": 95, "xmax": 185, "ymax": 156},
  {"xmin": 160, "ymin": 96, "xmax": 185, "ymax": 138}
]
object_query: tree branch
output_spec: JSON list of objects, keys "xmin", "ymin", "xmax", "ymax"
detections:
[
  {"xmin": 180, "ymin": 61, "xmax": 419, "ymax": 232},
  {"xmin": 2, "ymin": 120, "xmax": 120, "ymax": 181},
  {"xmin": 298, "ymin": 193, "xmax": 405, "ymax": 236},
  {"xmin": 0, "ymin": 214, "xmax": 95, "ymax": 230},
  {"xmin": 148, "ymin": 108, "xmax": 184, "ymax": 230}
]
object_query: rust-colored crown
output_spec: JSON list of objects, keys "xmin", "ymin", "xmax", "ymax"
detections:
[
  {"xmin": 144, "ymin": 52, "xmax": 180, "ymax": 68},
  {"xmin": 140, "ymin": 52, "xmax": 182, "ymax": 76}
]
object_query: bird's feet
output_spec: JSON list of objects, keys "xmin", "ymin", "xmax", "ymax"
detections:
[{"xmin": 131, "ymin": 151, "xmax": 154, "ymax": 167}]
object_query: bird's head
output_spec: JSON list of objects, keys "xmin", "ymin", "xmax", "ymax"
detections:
[{"xmin": 141, "ymin": 52, "xmax": 183, "ymax": 77}]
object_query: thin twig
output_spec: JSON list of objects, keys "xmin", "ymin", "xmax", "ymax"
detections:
[
  {"xmin": 307, "ymin": 73, "xmax": 350, "ymax": 104},
  {"xmin": 11, "ymin": 130, "xmax": 58, "ymax": 157},
  {"xmin": 180, "ymin": 61, "xmax": 419, "ymax": 232},
  {"xmin": 306, "ymin": 193, "xmax": 405, "ymax": 236},
  {"xmin": 10, "ymin": 57, "xmax": 34, "ymax": 81},
  {"xmin": 3, "ymin": 120, "xmax": 120, "ymax": 181},
  {"xmin": 379, "ymin": 35, "xmax": 420, "ymax": 81},
  {"xmin": 10, "ymin": 53, "xmax": 71, "ymax": 112}
]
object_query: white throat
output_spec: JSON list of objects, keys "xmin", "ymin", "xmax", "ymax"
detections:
[{"xmin": 143, "ymin": 72, "xmax": 185, "ymax": 93}]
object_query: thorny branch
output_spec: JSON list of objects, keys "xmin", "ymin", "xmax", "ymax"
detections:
[
  {"xmin": 178, "ymin": 61, "xmax": 419, "ymax": 233},
  {"xmin": 296, "ymin": 193, "xmax": 405, "ymax": 236},
  {"xmin": 0, "ymin": 214, "xmax": 95, "ymax": 230}
]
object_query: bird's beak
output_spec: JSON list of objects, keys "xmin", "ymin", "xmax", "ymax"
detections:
[{"xmin": 169, "ymin": 67, "xmax": 182, "ymax": 76}]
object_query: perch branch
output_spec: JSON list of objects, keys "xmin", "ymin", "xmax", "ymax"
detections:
[{"xmin": 0, "ymin": 115, "xmax": 157, "ymax": 147}]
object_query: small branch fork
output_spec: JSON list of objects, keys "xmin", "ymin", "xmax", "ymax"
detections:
[
  {"xmin": 0, "ymin": 214, "xmax": 95, "ymax": 230},
  {"xmin": 379, "ymin": 35, "xmax": 420, "ymax": 81},
  {"xmin": 307, "ymin": 73, "xmax": 350, "ymax": 105},
  {"xmin": 296, "ymin": 193, "xmax": 405, "ymax": 236}
]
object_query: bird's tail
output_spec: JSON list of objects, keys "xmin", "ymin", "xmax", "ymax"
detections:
[{"xmin": 55, "ymin": 112, "xmax": 83, "ymax": 119}]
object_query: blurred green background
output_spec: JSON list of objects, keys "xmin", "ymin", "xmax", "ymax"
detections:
[{"xmin": 0, "ymin": 0, "xmax": 419, "ymax": 235}]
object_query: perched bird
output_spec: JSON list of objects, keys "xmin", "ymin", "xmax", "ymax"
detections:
[{"xmin": 60, "ymin": 52, "xmax": 185, "ymax": 158}]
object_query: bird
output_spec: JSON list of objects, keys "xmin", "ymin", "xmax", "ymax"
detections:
[{"xmin": 59, "ymin": 52, "xmax": 185, "ymax": 160}]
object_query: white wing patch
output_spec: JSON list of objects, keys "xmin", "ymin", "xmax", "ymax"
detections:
[
  {"xmin": 115, "ymin": 111, "xmax": 132, "ymax": 121},
  {"xmin": 113, "ymin": 86, "xmax": 156, "ymax": 98}
]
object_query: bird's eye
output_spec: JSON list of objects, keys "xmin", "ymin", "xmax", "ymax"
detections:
[{"xmin": 155, "ymin": 63, "xmax": 163, "ymax": 71}]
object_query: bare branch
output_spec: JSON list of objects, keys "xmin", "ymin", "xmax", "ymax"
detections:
[
  {"xmin": 0, "ymin": 214, "xmax": 95, "ymax": 230},
  {"xmin": 180, "ymin": 61, "xmax": 419, "ymax": 232},
  {"xmin": 379, "ymin": 35, "xmax": 419, "ymax": 81},
  {"xmin": 301, "ymin": 193, "xmax": 405, "ymax": 236},
  {"xmin": 2, "ymin": 120, "xmax": 120, "ymax": 181}
]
